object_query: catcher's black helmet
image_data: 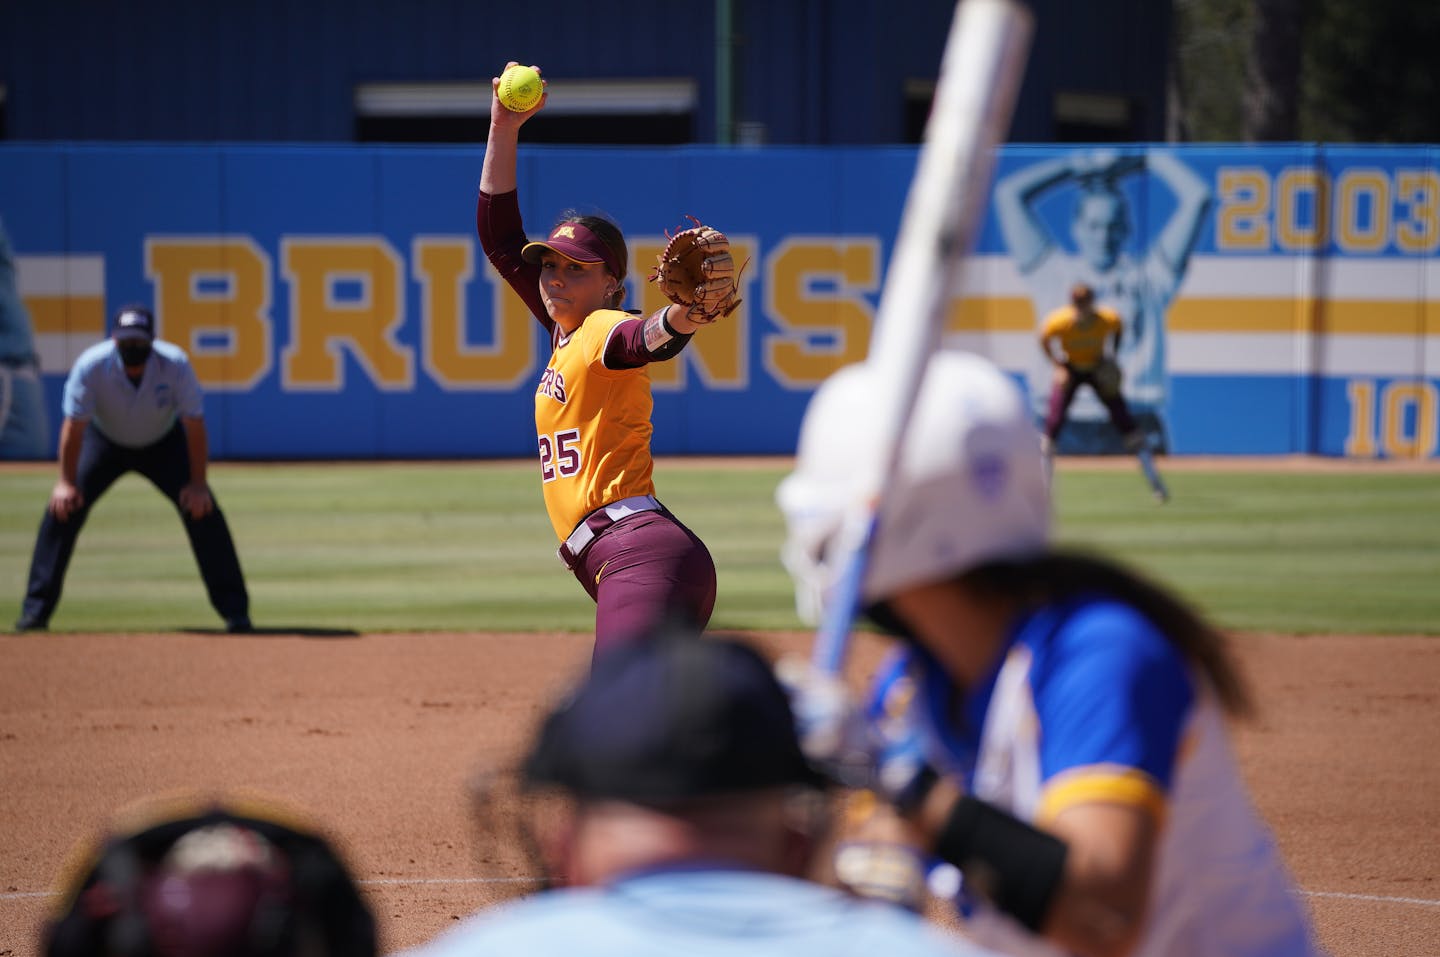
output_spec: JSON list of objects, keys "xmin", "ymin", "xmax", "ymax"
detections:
[{"xmin": 43, "ymin": 793, "xmax": 376, "ymax": 957}]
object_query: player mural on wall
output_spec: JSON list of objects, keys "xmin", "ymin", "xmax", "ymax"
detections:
[
  {"xmin": 994, "ymin": 149, "xmax": 1213, "ymax": 454},
  {"xmin": 0, "ymin": 216, "xmax": 49, "ymax": 460}
]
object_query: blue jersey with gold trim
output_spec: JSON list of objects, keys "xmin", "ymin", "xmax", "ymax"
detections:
[{"xmin": 875, "ymin": 598, "xmax": 1322, "ymax": 957}]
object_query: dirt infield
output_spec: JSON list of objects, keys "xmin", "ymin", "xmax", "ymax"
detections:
[{"xmin": 1, "ymin": 628, "xmax": 1436, "ymax": 957}]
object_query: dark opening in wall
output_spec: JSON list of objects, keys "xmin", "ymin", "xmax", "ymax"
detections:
[
  {"xmin": 354, "ymin": 81, "xmax": 697, "ymax": 146},
  {"xmin": 1053, "ymin": 91, "xmax": 1139, "ymax": 142},
  {"xmin": 903, "ymin": 79, "xmax": 937, "ymax": 144},
  {"xmin": 355, "ymin": 113, "xmax": 692, "ymax": 145}
]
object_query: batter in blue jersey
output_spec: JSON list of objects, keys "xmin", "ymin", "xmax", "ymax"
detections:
[{"xmin": 779, "ymin": 351, "xmax": 1326, "ymax": 957}]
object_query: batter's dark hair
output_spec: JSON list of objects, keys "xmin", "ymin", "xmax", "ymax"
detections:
[
  {"xmin": 957, "ymin": 550, "xmax": 1251, "ymax": 716},
  {"xmin": 555, "ymin": 209, "xmax": 628, "ymax": 309}
]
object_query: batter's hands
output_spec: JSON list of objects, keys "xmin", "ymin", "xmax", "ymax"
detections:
[
  {"xmin": 47, "ymin": 480, "xmax": 84, "ymax": 522},
  {"xmin": 179, "ymin": 481, "xmax": 215, "ymax": 520},
  {"xmin": 778, "ymin": 656, "xmax": 940, "ymax": 812},
  {"xmin": 775, "ymin": 657, "xmax": 874, "ymax": 789},
  {"xmin": 832, "ymin": 791, "xmax": 934, "ymax": 912}
]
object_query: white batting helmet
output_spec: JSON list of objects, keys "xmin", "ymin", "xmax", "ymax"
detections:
[{"xmin": 777, "ymin": 350, "xmax": 1051, "ymax": 622}]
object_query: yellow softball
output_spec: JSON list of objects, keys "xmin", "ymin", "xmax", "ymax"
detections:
[{"xmin": 498, "ymin": 64, "xmax": 543, "ymax": 113}]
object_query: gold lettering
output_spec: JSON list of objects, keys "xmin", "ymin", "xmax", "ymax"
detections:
[
  {"xmin": 1276, "ymin": 167, "xmax": 1329, "ymax": 252},
  {"xmin": 280, "ymin": 238, "xmax": 413, "ymax": 390},
  {"xmin": 638, "ymin": 238, "xmax": 754, "ymax": 390},
  {"xmin": 144, "ymin": 237, "xmax": 272, "ymax": 390},
  {"xmin": 1335, "ymin": 169, "xmax": 1389, "ymax": 254},
  {"xmin": 1216, "ymin": 168, "xmax": 1271, "ymax": 251},
  {"xmin": 415, "ymin": 238, "xmax": 535, "ymax": 389},
  {"xmin": 763, "ymin": 238, "xmax": 878, "ymax": 388}
]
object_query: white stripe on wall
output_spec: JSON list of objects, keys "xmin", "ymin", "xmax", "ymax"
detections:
[
  {"xmin": 15, "ymin": 255, "xmax": 106, "ymax": 296},
  {"xmin": 963, "ymin": 254, "xmax": 1440, "ymax": 304},
  {"xmin": 945, "ymin": 330, "xmax": 1440, "ymax": 378}
]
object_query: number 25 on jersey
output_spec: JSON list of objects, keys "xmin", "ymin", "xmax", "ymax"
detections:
[{"xmin": 540, "ymin": 429, "xmax": 583, "ymax": 481}]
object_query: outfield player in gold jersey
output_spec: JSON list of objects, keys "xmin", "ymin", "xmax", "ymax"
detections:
[
  {"xmin": 1039, "ymin": 282, "xmax": 1143, "ymax": 454},
  {"xmin": 1040, "ymin": 283, "xmax": 1168, "ymax": 501},
  {"xmin": 476, "ymin": 63, "xmax": 716, "ymax": 654}
]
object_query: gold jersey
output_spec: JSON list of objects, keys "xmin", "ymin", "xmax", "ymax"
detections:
[
  {"xmin": 535, "ymin": 309, "xmax": 656, "ymax": 541},
  {"xmin": 1040, "ymin": 304, "xmax": 1123, "ymax": 370}
]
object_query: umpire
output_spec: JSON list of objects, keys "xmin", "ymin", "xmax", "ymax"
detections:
[{"xmin": 14, "ymin": 304, "xmax": 252, "ymax": 633}]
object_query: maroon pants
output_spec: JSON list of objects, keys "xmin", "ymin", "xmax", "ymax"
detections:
[
  {"xmin": 571, "ymin": 509, "xmax": 716, "ymax": 657},
  {"xmin": 1046, "ymin": 367, "xmax": 1138, "ymax": 442}
]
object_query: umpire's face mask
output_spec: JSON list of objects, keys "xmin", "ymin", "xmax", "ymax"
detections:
[{"xmin": 117, "ymin": 341, "xmax": 153, "ymax": 368}]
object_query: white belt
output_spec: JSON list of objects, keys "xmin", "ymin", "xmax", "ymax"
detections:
[{"xmin": 558, "ymin": 494, "xmax": 664, "ymax": 568}]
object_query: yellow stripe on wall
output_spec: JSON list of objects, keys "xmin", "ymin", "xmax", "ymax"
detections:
[
  {"xmin": 1173, "ymin": 298, "xmax": 1439, "ymax": 335},
  {"xmin": 1323, "ymin": 300, "xmax": 1438, "ymax": 335},
  {"xmin": 945, "ymin": 296, "xmax": 1035, "ymax": 333},
  {"xmin": 1169, "ymin": 298, "xmax": 1305, "ymax": 333},
  {"xmin": 26, "ymin": 296, "xmax": 107, "ymax": 336}
]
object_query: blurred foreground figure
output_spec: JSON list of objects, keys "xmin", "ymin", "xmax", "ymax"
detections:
[
  {"xmin": 43, "ymin": 794, "xmax": 376, "ymax": 957},
  {"xmin": 399, "ymin": 633, "xmax": 1004, "ymax": 957},
  {"xmin": 777, "ymin": 350, "xmax": 1325, "ymax": 957}
]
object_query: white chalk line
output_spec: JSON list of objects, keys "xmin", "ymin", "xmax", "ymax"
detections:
[
  {"xmin": 1302, "ymin": 889, "xmax": 1440, "ymax": 908},
  {"xmin": 0, "ymin": 876, "xmax": 540, "ymax": 902},
  {"xmin": 3, "ymin": 881, "xmax": 1435, "ymax": 907},
  {"xmin": 359, "ymin": 877, "xmax": 543, "ymax": 887}
]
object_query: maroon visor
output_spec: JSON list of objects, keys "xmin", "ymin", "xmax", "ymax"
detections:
[{"xmin": 521, "ymin": 222, "xmax": 623, "ymax": 278}]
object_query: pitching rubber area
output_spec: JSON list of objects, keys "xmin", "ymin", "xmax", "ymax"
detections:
[{"xmin": 1, "ymin": 623, "xmax": 1437, "ymax": 957}]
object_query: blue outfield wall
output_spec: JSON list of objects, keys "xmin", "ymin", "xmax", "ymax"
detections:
[{"xmin": 2, "ymin": 143, "xmax": 1437, "ymax": 461}]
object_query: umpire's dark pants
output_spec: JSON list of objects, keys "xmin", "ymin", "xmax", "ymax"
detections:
[{"xmin": 19, "ymin": 422, "xmax": 249, "ymax": 627}]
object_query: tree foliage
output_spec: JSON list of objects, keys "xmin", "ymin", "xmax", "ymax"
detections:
[{"xmin": 1172, "ymin": 0, "xmax": 1440, "ymax": 143}]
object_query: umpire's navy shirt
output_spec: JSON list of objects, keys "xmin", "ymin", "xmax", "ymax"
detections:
[{"xmin": 62, "ymin": 339, "xmax": 204, "ymax": 447}]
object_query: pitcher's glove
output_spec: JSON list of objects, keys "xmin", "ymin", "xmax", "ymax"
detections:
[
  {"xmin": 649, "ymin": 217, "xmax": 744, "ymax": 323},
  {"xmin": 1092, "ymin": 358, "xmax": 1122, "ymax": 397}
]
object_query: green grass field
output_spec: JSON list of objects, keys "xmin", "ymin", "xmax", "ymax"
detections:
[{"xmin": 2, "ymin": 460, "xmax": 1437, "ymax": 635}]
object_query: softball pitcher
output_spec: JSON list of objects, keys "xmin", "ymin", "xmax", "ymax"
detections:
[
  {"xmin": 476, "ymin": 62, "xmax": 735, "ymax": 654},
  {"xmin": 778, "ymin": 351, "xmax": 1325, "ymax": 957}
]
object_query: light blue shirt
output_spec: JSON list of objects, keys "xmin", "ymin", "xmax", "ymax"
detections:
[
  {"xmin": 62, "ymin": 339, "xmax": 204, "ymax": 448},
  {"xmin": 396, "ymin": 869, "xmax": 999, "ymax": 957}
]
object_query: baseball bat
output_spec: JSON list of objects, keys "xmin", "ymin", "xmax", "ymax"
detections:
[{"xmin": 811, "ymin": 0, "xmax": 1033, "ymax": 674}]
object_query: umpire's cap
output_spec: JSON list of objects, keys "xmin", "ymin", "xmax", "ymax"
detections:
[
  {"xmin": 43, "ymin": 792, "xmax": 376, "ymax": 957},
  {"xmin": 112, "ymin": 305, "xmax": 156, "ymax": 341},
  {"xmin": 523, "ymin": 633, "xmax": 827, "ymax": 803}
]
